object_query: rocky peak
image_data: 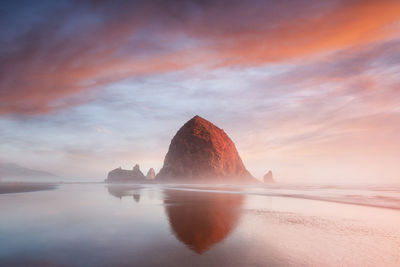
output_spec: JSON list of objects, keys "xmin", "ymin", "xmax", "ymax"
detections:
[
  {"xmin": 146, "ymin": 168, "xmax": 155, "ymax": 179},
  {"xmin": 263, "ymin": 170, "xmax": 274, "ymax": 183},
  {"xmin": 133, "ymin": 164, "xmax": 140, "ymax": 171},
  {"xmin": 132, "ymin": 164, "xmax": 145, "ymax": 177},
  {"xmin": 156, "ymin": 115, "xmax": 256, "ymax": 183}
]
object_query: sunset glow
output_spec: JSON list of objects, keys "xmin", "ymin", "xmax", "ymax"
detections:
[{"xmin": 1, "ymin": 0, "xmax": 399, "ymax": 183}]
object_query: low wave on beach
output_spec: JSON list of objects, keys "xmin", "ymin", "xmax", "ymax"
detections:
[{"xmin": 163, "ymin": 183, "xmax": 400, "ymax": 211}]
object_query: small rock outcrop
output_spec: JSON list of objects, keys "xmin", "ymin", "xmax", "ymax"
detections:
[
  {"xmin": 263, "ymin": 170, "xmax": 274, "ymax": 183},
  {"xmin": 146, "ymin": 168, "xmax": 156, "ymax": 179},
  {"xmin": 105, "ymin": 164, "xmax": 146, "ymax": 183},
  {"xmin": 156, "ymin": 115, "xmax": 257, "ymax": 183}
]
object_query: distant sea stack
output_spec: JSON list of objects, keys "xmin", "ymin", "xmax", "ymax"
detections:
[
  {"xmin": 156, "ymin": 115, "xmax": 257, "ymax": 183},
  {"xmin": 263, "ymin": 170, "xmax": 274, "ymax": 183},
  {"xmin": 146, "ymin": 168, "xmax": 156, "ymax": 180},
  {"xmin": 105, "ymin": 164, "xmax": 146, "ymax": 183}
]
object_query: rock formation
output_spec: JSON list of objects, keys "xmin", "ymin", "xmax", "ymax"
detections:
[
  {"xmin": 105, "ymin": 164, "xmax": 146, "ymax": 183},
  {"xmin": 263, "ymin": 170, "xmax": 274, "ymax": 183},
  {"xmin": 146, "ymin": 168, "xmax": 155, "ymax": 179},
  {"xmin": 156, "ymin": 115, "xmax": 257, "ymax": 183}
]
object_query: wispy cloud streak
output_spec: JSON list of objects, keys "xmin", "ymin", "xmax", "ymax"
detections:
[{"xmin": 1, "ymin": 0, "xmax": 400, "ymax": 114}]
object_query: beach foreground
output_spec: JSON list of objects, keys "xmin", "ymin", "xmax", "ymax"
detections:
[{"xmin": 1, "ymin": 183, "xmax": 400, "ymax": 266}]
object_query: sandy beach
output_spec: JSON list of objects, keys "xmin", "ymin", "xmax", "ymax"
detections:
[{"xmin": 1, "ymin": 183, "xmax": 400, "ymax": 266}]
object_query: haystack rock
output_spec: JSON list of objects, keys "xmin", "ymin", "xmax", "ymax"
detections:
[
  {"xmin": 156, "ymin": 115, "xmax": 257, "ymax": 183},
  {"xmin": 105, "ymin": 164, "xmax": 146, "ymax": 183},
  {"xmin": 146, "ymin": 168, "xmax": 155, "ymax": 179},
  {"xmin": 263, "ymin": 170, "xmax": 274, "ymax": 183}
]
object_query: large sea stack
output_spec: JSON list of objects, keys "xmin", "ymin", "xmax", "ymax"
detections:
[{"xmin": 156, "ymin": 116, "xmax": 257, "ymax": 183}]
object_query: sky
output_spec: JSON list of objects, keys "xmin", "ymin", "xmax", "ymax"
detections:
[{"xmin": 1, "ymin": 0, "xmax": 400, "ymax": 183}]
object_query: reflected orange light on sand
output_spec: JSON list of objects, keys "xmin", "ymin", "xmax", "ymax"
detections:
[{"xmin": 164, "ymin": 190, "xmax": 244, "ymax": 253}]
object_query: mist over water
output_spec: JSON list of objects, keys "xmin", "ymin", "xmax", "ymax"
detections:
[{"xmin": 1, "ymin": 183, "xmax": 400, "ymax": 266}]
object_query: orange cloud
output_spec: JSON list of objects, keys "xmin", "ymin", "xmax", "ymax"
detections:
[
  {"xmin": 1, "ymin": 0, "xmax": 400, "ymax": 115},
  {"xmin": 193, "ymin": 0, "xmax": 400, "ymax": 65}
]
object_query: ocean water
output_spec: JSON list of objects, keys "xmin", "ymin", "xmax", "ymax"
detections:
[{"xmin": 1, "ymin": 183, "xmax": 400, "ymax": 266}]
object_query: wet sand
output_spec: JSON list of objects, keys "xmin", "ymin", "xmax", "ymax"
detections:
[
  {"xmin": 0, "ymin": 182, "xmax": 57, "ymax": 194},
  {"xmin": 1, "ymin": 183, "xmax": 400, "ymax": 266}
]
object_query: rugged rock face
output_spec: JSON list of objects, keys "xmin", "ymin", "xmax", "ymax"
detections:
[
  {"xmin": 105, "ymin": 164, "xmax": 146, "ymax": 183},
  {"xmin": 146, "ymin": 168, "xmax": 155, "ymax": 179},
  {"xmin": 263, "ymin": 170, "xmax": 274, "ymax": 183},
  {"xmin": 156, "ymin": 115, "xmax": 256, "ymax": 183}
]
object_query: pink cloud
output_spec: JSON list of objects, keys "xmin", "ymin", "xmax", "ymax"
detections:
[{"xmin": 1, "ymin": 0, "xmax": 400, "ymax": 115}]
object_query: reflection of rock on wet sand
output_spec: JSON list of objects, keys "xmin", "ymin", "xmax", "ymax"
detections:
[
  {"xmin": 107, "ymin": 185, "xmax": 141, "ymax": 202},
  {"xmin": 164, "ymin": 190, "xmax": 244, "ymax": 254}
]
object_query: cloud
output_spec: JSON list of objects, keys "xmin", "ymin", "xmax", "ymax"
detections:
[{"xmin": 1, "ymin": 0, "xmax": 400, "ymax": 115}]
